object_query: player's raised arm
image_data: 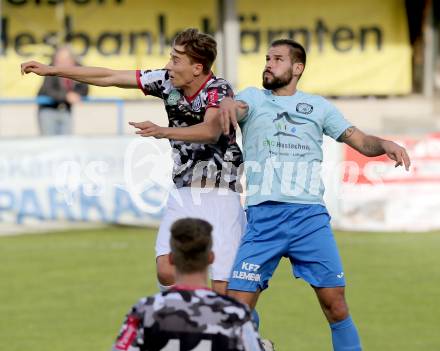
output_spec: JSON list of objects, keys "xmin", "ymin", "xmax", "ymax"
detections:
[
  {"xmin": 130, "ymin": 107, "xmax": 223, "ymax": 144},
  {"xmin": 21, "ymin": 60, "xmax": 138, "ymax": 89},
  {"xmin": 219, "ymin": 97, "xmax": 248, "ymax": 135},
  {"xmin": 338, "ymin": 126, "xmax": 411, "ymax": 170}
]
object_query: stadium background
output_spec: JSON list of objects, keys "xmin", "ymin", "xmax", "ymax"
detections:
[{"xmin": 1, "ymin": 0, "xmax": 440, "ymax": 350}]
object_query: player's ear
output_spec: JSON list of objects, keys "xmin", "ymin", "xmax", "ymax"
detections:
[
  {"xmin": 192, "ymin": 63, "xmax": 203, "ymax": 77},
  {"xmin": 168, "ymin": 253, "xmax": 175, "ymax": 266},
  {"xmin": 293, "ymin": 62, "xmax": 304, "ymax": 77},
  {"xmin": 208, "ymin": 251, "xmax": 215, "ymax": 265}
]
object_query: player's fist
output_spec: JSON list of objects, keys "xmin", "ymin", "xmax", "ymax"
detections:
[{"xmin": 21, "ymin": 61, "xmax": 55, "ymax": 76}]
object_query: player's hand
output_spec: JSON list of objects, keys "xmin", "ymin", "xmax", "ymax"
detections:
[
  {"xmin": 129, "ymin": 121, "xmax": 165, "ymax": 139},
  {"xmin": 66, "ymin": 91, "xmax": 81, "ymax": 104},
  {"xmin": 381, "ymin": 140, "xmax": 411, "ymax": 171},
  {"xmin": 219, "ymin": 97, "xmax": 246, "ymax": 135},
  {"xmin": 21, "ymin": 61, "xmax": 55, "ymax": 76}
]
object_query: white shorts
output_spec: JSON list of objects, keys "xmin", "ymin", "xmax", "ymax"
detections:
[{"xmin": 156, "ymin": 187, "xmax": 246, "ymax": 282}]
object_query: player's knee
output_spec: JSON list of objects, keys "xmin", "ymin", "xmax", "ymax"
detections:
[
  {"xmin": 326, "ymin": 299, "xmax": 349, "ymax": 322},
  {"xmin": 227, "ymin": 290, "xmax": 258, "ymax": 309},
  {"xmin": 212, "ymin": 280, "xmax": 227, "ymax": 295},
  {"xmin": 330, "ymin": 302, "xmax": 348, "ymax": 322},
  {"xmin": 315, "ymin": 287, "xmax": 349, "ymax": 322}
]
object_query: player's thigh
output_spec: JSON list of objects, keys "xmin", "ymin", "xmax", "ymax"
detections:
[
  {"xmin": 288, "ymin": 207, "xmax": 345, "ymax": 288},
  {"xmin": 206, "ymin": 190, "xmax": 246, "ymax": 282},
  {"xmin": 211, "ymin": 280, "xmax": 228, "ymax": 295},
  {"xmin": 228, "ymin": 289, "xmax": 261, "ymax": 310},
  {"xmin": 174, "ymin": 187, "xmax": 245, "ymax": 282},
  {"xmin": 228, "ymin": 221, "xmax": 286, "ymax": 294},
  {"xmin": 156, "ymin": 187, "xmax": 245, "ymax": 281},
  {"xmin": 155, "ymin": 188, "xmax": 195, "ymax": 257}
]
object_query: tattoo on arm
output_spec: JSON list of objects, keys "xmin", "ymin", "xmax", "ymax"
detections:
[
  {"xmin": 361, "ymin": 136, "xmax": 385, "ymax": 156},
  {"xmin": 338, "ymin": 126, "xmax": 356, "ymax": 142},
  {"xmin": 339, "ymin": 126, "xmax": 385, "ymax": 156},
  {"xmin": 236, "ymin": 100, "xmax": 249, "ymax": 119}
]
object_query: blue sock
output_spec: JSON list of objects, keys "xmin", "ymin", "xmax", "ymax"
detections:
[
  {"xmin": 330, "ymin": 315, "xmax": 362, "ymax": 351},
  {"xmin": 251, "ymin": 309, "xmax": 260, "ymax": 330}
]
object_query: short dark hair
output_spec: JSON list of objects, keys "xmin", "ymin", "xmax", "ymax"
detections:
[
  {"xmin": 170, "ymin": 218, "xmax": 213, "ymax": 274},
  {"xmin": 270, "ymin": 39, "xmax": 306, "ymax": 66},
  {"xmin": 173, "ymin": 28, "xmax": 217, "ymax": 74}
]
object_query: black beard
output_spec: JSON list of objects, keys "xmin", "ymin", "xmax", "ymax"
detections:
[{"xmin": 262, "ymin": 71, "xmax": 293, "ymax": 90}]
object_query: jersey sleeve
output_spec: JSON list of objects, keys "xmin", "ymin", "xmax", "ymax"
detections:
[
  {"xmin": 236, "ymin": 87, "xmax": 260, "ymax": 125},
  {"xmin": 112, "ymin": 300, "xmax": 146, "ymax": 351},
  {"xmin": 322, "ymin": 100, "xmax": 353, "ymax": 141},
  {"xmin": 205, "ymin": 78, "xmax": 234, "ymax": 109},
  {"xmin": 136, "ymin": 69, "xmax": 169, "ymax": 98}
]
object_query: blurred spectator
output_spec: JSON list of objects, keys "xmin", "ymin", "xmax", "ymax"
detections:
[{"xmin": 37, "ymin": 46, "xmax": 88, "ymax": 135}]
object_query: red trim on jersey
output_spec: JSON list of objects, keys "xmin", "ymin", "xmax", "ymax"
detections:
[
  {"xmin": 171, "ymin": 284, "xmax": 212, "ymax": 291},
  {"xmin": 114, "ymin": 316, "xmax": 140, "ymax": 350},
  {"xmin": 184, "ymin": 72, "xmax": 213, "ymax": 102},
  {"xmin": 136, "ymin": 70, "xmax": 148, "ymax": 96}
]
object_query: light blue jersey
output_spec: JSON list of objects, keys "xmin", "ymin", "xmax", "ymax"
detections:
[{"xmin": 237, "ymin": 87, "xmax": 352, "ymax": 207}]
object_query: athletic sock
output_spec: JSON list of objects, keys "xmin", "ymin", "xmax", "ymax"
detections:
[
  {"xmin": 251, "ymin": 309, "xmax": 260, "ymax": 330},
  {"xmin": 330, "ymin": 315, "xmax": 362, "ymax": 351}
]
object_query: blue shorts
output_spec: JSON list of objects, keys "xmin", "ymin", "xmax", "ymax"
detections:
[{"xmin": 228, "ymin": 202, "xmax": 345, "ymax": 292}]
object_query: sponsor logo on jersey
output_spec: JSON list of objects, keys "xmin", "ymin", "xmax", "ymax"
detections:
[
  {"xmin": 232, "ymin": 261, "xmax": 261, "ymax": 282},
  {"xmin": 273, "ymin": 111, "xmax": 306, "ymax": 138},
  {"xmin": 207, "ymin": 90, "xmax": 219, "ymax": 105},
  {"xmin": 167, "ymin": 89, "xmax": 181, "ymax": 105},
  {"xmin": 232, "ymin": 270, "xmax": 261, "ymax": 282}
]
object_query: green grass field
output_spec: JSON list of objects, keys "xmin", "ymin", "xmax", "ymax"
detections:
[{"xmin": 1, "ymin": 227, "xmax": 440, "ymax": 351}]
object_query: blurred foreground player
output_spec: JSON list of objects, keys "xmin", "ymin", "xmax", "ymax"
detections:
[{"xmin": 112, "ymin": 218, "xmax": 264, "ymax": 351}]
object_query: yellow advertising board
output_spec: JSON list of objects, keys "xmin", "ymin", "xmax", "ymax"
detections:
[
  {"xmin": 238, "ymin": 0, "xmax": 412, "ymax": 95},
  {"xmin": 0, "ymin": 0, "xmax": 411, "ymax": 98},
  {"xmin": 1, "ymin": 0, "xmax": 217, "ymax": 98}
]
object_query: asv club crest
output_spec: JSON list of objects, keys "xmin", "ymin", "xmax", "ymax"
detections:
[
  {"xmin": 167, "ymin": 89, "xmax": 181, "ymax": 106},
  {"xmin": 191, "ymin": 96, "xmax": 202, "ymax": 111}
]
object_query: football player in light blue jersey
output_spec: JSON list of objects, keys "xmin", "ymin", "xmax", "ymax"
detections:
[
  {"xmin": 131, "ymin": 39, "xmax": 410, "ymax": 351},
  {"xmin": 218, "ymin": 39, "xmax": 410, "ymax": 351}
]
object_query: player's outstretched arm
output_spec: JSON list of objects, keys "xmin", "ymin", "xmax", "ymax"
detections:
[
  {"xmin": 21, "ymin": 61, "xmax": 137, "ymax": 89},
  {"xmin": 338, "ymin": 126, "xmax": 411, "ymax": 170},
  {"xmin": 130, "ymin": 107, "xmax": 223, "ymax": 144}
]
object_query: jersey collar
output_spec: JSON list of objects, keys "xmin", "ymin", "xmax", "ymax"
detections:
[
  {"xmin": 184, "ymin": 72, "xmax": 213, "ymax": 103},
  {"xmin": 171, "ymin": 284, "xmax": 212, "ymax": 291}
]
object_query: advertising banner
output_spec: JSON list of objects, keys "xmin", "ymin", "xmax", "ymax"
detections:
[
  {"xmin": 1, "ymin": 0, "xmax": 411, "ymax": 97},
  {"xmin": 339, "ymin": 133, "xmax": 440, "ymax": 231},
  {"xmin": 0, "ymin": 136, "xmax": 174, "ymax": 233}
]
